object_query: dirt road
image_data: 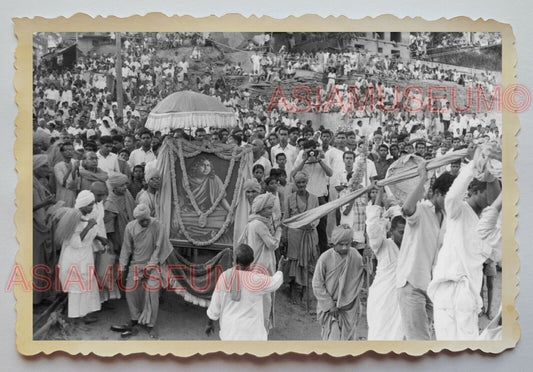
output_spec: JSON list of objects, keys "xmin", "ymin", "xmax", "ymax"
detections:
[{"xmin": 39, "ymin": 271, "xmax": 501, "ymax": 341}]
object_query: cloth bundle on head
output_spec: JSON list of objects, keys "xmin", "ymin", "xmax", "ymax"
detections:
[
  {"xmin": 383, "ymin": 205, "xmax": 403, "ymax": 220},
  {"xmin": 75, "ymin": 190, "xmax": 95, "ymax": 209},
  {"xmin": 243, "ymin": 179, "xmax": 261, "ymax": 192},
  {"xmin": 133, "ymin": 203, "xmax": 151, "ymax": 220},
  {"xmin": 331, "ymin": 224, "xmax": 353, "ymax": 245},
  {"xmin": 107, "ymin": 171, "xmax": 129, "ymax": 190},
  {"xmin": 251, "ymin": 193, "xmax": 275, "ymax": 214},
  {"xmin": 33, "ymin": 154, "xmax": 49, "ymax": 171},
  {"xmin": 145, "ymin": 167, "xmax": 160, "ymax": 184}
]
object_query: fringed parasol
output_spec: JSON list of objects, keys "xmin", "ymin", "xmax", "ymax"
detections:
[{"xmin": 145, "ymin": 91, "xmax": 236, "ymax": 133}]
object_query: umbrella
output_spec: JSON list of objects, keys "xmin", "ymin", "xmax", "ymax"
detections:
[{"xmin": 145, "ymin": 91, "xmax": 236, "ymax": 133}]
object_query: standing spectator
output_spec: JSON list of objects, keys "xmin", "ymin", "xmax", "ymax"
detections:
[
  {"xmin": 282, "ymin": 172, "xmax": 319, "ymax": 304},
  {"xmin": 33, "ymin": 155, "xmax": 56, "ymax": 305},
  {"xmin": 136, "ymin": 168, "xmax": 161, "ymax": 217},
  {"xmin": 270, "ymin": 126, "xmax": 298, "ymax": 178},
  {"xmin": 97, "ymin": 136, "xmax": 121, "ymax": 174},
  {"xmin": 128, "ymin": 165, "xmax": 145, "ymax": 200},
  {"xmin": 57, "ymin": 191, "xmax": 101, "ymax": 322},
  {"xmin": 237, "ymin": 193, "xmax": 282, "ymax": 331},
  {"xmin": 104, "ymin": 172, "xmax": 135, "ymax": 256},
  {"xmin": 373, "ymin": 144, "xmax": 392, "ymax": 180},
  {"xmin": 129, "ymin": 129, "xmax": 156, "ymax": 168},
  {"xmin": 252, "ymin": 139, "xmax": 272, "ymax": 178},
  {"xmin": 78, "ymin": 151, "xmax": 108, "ymax": 191},
  {"xmin": 312, "ymin": 225, "xmax": 365, "ymax": 340},
  {"xmin": 292, "ymin": 140, "xmax": 333, "ymax": 254}
]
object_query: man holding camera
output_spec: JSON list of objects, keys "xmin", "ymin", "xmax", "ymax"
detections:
[{"xmin": 291, "ymin": 139, "xmax": 333, "ymax": 254}]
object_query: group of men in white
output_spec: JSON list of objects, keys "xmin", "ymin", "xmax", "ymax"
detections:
[{"xmin": 204, "ymin": 116, "xmax": 502, "ymax": 340}]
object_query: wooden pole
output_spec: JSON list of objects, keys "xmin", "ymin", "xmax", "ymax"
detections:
[
  {"xmin": 33, "ymin": 293, "xmax": 66, "ymax": 327},
  {"xmin": 33, "ymin": 296, "xmax": 68, "ymax": 340},
  {"xmin": 115, "ymin": 32, "xmax": 124, "ymax": 126}
]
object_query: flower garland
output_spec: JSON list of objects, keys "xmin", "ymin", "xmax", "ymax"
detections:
[
  {"xmin": 343, "ymin": 147, "xmax": 368, "ymax": 214},
  {"xmin": 169, "ymin": 141, "xmax": 248, "ymax": 246},
  {"xmin": 176, "ymin": 140, "xmax": 237, "ymax": 227},
  {"xmin": 174, "ymin": 138, "xmax": 246, "ymax": 160},
  {"xmin": 347, "ymin": 149, "xmax": 368, "ymax": 192}
]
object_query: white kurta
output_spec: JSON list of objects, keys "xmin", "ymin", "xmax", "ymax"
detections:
[
  {"xmin": 428, "ymin": 162, "xmax": 493, "ymax": 340},
  {"xmin": 365, "ymin": 205, "xmax": 403, "ymax": 340},
  {"xmin": 207, "ymin": 269, "xmax": 283, "ymax": 340},
  {"xmin": 58, "ymin": 220, "xmax": 101, "ymax": 318}
]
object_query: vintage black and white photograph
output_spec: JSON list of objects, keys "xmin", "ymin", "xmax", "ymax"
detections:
[{"xmin": 27, "ymin": 25, "xmax": 509, "ymax": 347}]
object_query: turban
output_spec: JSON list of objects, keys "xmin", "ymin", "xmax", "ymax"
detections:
[
  {"xmin": 331, "ymin": 224, "xmax": 353, "ymax": 246},
  {"xmin": 145, "ymin": 167, "xmax": 161, "ymax": 184},
  {"xmin": 33, "ymin": 154, "xmax": 49, "ymax": 171},
  {"xmin": 293, "ymin": 171, "xmax": 308, "ymax": 182},
  {"xmin": 75, "ymin": 190, "xmax": 95, "ymax": 209},
  {"xmin": 243, "ymin": 179, "xmax": 261, "ymax": 193},
  {"xmin": 251, "ymin": 193, "xmax": 275, "ymax": 215},
  {"xmin": 133, "ymin": 203, "xmax": 151, "ymax": 220},
  {"xmin": 107, "ymin": 171, "xmax": 129, "ymax": 189}
]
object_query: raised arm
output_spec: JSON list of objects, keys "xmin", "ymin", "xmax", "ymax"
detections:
[
  {"xmin": 290, "ymin": 153, "xmax": 305, "ymax": 180},
  {"xmin": 318, "ymin": 158, "xmax": 333, "ymax": 177},
  {"xmin": 366, "ymin": 204, "xmax": 386, "ymax": 254},
  {"xmin": 261, "ymin": 271, "xmax": 284, "ymax": 293},
  {"xmin": 445, "ymin": 161, "xmax": 474, "ymax": 219},
  {"xmin": 402, "ymin": 160, "xmax": 428, "ymax": 217},
  {"xmin": 477, "ymin": 192, "xmax": 502, "ymax": 262}
]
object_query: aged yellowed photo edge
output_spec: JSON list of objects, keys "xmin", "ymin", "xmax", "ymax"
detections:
[{"xmin": 13, "ymin": 13, "xmax": 520, "ymax": 357}]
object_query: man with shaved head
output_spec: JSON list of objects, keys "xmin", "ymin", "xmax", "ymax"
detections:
[{"xmin": 79, "ymin": 151, "xmax": 108, "ymax": 191}]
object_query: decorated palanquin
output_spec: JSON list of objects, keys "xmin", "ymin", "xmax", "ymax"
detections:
[
  {"xmin": 155, "ymin": 139, "xmax": 253, "ymax": 306},
  {"xmin": 145, "ymin": 91, "xmax": 254, "ymax": 306},
  {"xmin": 157, "ymin": 138, "xmax": 253, "ymax": 250}
]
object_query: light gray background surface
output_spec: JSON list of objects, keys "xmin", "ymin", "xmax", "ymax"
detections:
[{"xmin": 1, "ymin": 1, "xmax": 532, "ymax": 369}]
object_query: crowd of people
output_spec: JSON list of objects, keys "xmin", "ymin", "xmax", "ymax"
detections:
[
  {"xmin": 32, "ymin": 33, "xmax": 503, "ymax": 341},
  {"xmin": 409, "ymin": 32, "xmax": 503, "ymax": 59}
]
